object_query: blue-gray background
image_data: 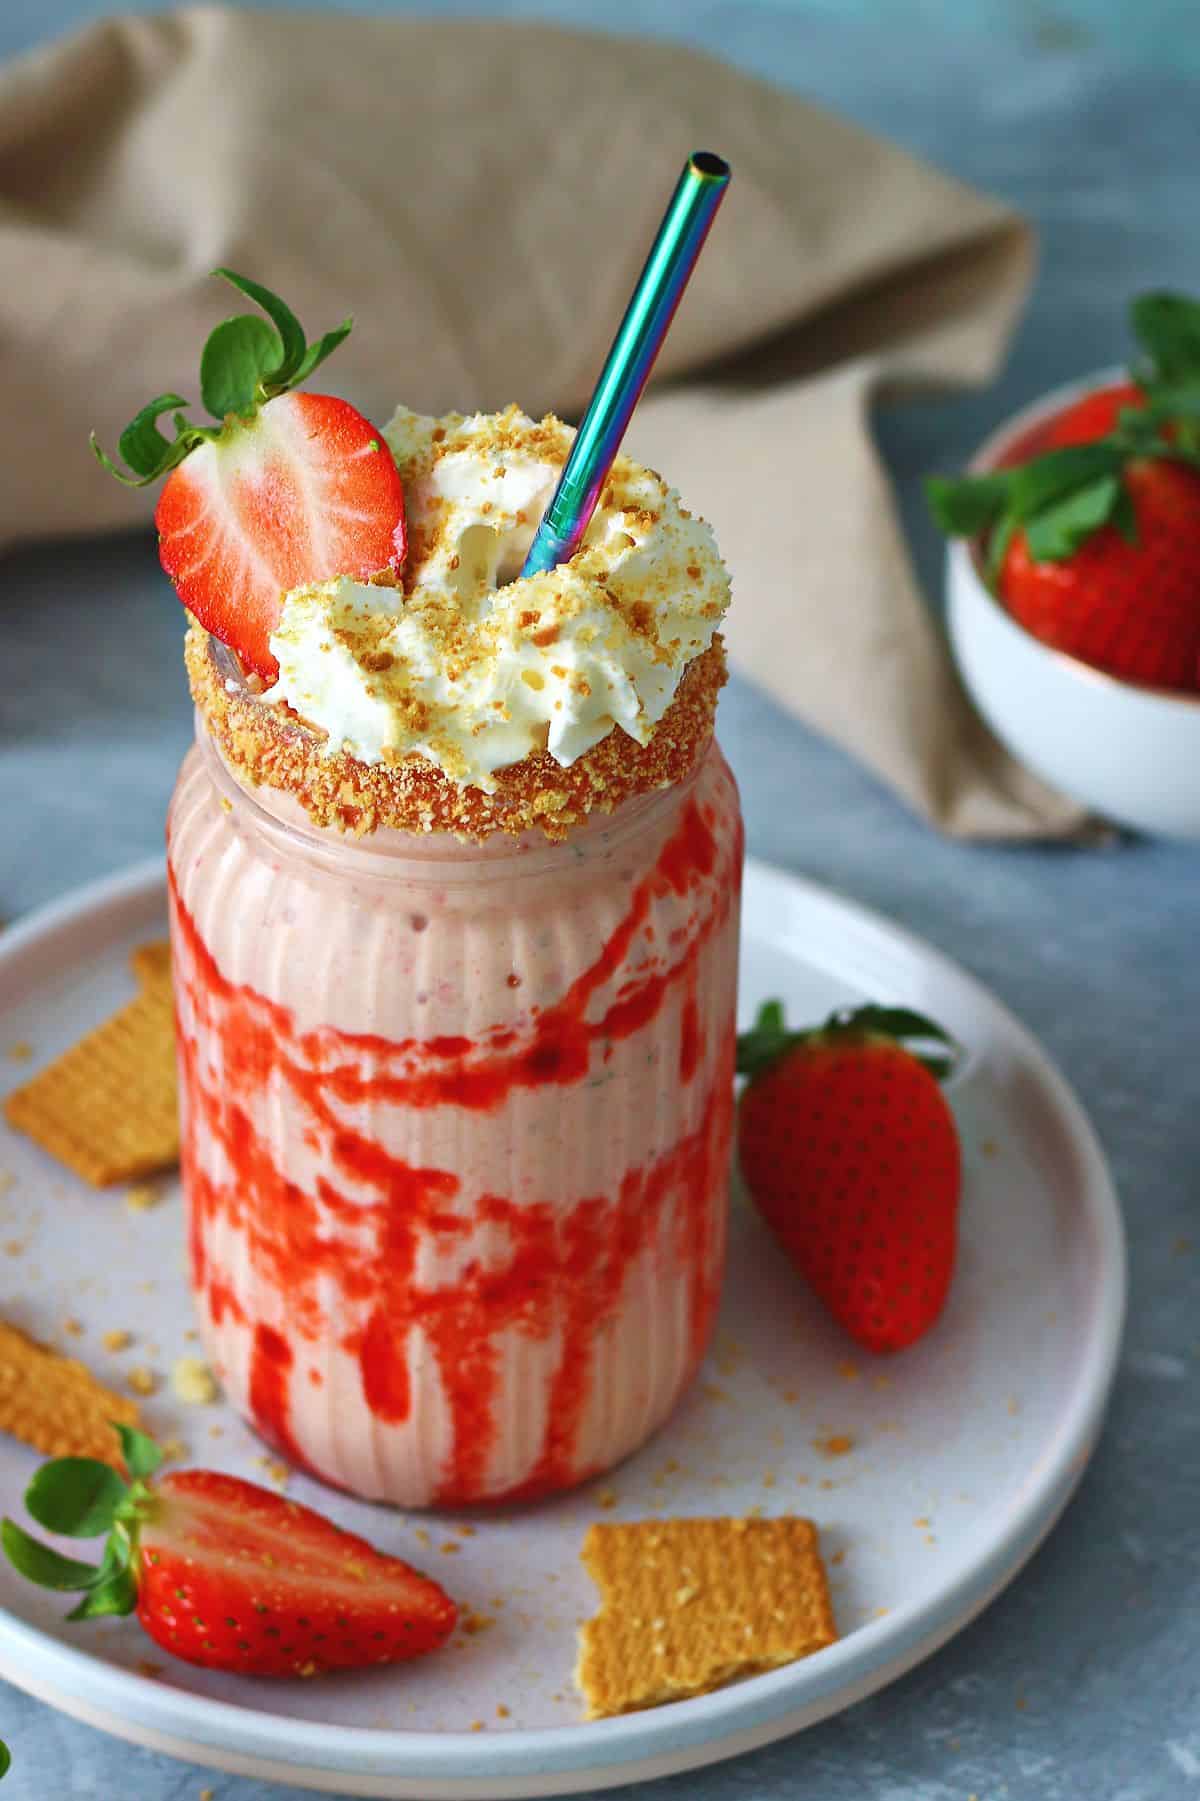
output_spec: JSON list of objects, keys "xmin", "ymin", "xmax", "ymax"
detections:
[{"xmin": 3, "ymin": 2, "xmax": 1198, "ymax": 1797}]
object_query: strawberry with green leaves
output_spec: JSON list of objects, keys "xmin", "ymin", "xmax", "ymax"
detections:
[
  {"xmin": 2, "ymin": 1426, "xmax": 456, "ymax": 1676},
  {"xmin": 737, "ymin": 1002, "xmax": 961, "ymax": 1354},
  {"xmin": 1017, "ymin": 380, "xmax": 1145, "ymax": 453},
  {"xmin": 94, "ymin": 270, "xmax": 406, "ymax": 680},
  {"xmin": 928, "ymin": 290, "xmax": 1200, "ymax": 694}
]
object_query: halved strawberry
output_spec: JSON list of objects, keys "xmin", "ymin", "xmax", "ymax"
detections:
[
  {"xmin": 2, "ymin": 1427, "xmax": 456, "ymax": 1678},
  {"xmin": 93, "ymin": 268, "xmax": 405, "ymax": 680},
  {"xmin": 155, "ymin": 391, "xmax": 405, "ymax": 678},
  {"xmin": 137, "ymin": 1468, "xmax": 455, "ymax": 1674}
]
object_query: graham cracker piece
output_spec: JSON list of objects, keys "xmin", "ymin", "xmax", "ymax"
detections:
[
  {"xmin": 0, "ymin": 1320, "xmax": 140, "ymax": 1465},
  {"xmin": 3, "ymin": 979, "xmax": 178, "ymax": 1188},
  {"xmin": 130, "ymin": 939, "xmax": 172, "ymax": 992},
  {"xmin": 576, "ymin": 1516, "xmax": 837, "ymax": 1719}
]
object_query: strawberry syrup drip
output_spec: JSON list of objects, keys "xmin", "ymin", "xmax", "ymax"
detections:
[
  {"xmin": 248, "ymin": 1325, "xmax": 304, "ymax": 1466},
  {"xmin": 171, "ymin": 788, "xmax": 742, "ymax": 1502}
]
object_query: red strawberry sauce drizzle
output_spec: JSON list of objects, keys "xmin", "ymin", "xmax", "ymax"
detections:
[
  {"xmin": 247, "ymin": 1325, "xmax": 304, "ymax": 1466},
  {"xmin": 679, "ymin": 978, "xmax": 703, "ymax": 1085},
  {"xmin": 171, "ymin": 790, "xmax": 743, "ymax": 1504}
]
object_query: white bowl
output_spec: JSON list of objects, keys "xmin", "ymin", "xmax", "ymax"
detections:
[{"xmin": 944, "ymin": 371, "xmax": 1200, "ymax": 839}]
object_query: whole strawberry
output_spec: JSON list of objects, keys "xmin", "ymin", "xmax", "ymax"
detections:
[
  {"xmin": 737, "ymin": 1003, "xmax": 961, "ymax": 1354},
  {"xmin": 1013, "ymin": 379, "xmax": 1145, "ymax": 455},
  {"xmin": 2, "ymin": 1427, "xmax": 456, "ymax": 1676},
  {"xmin": 93, "ymin": 269, "xmax": 406, "ymax": 679},
  {"xmin": 927, "ymin": 290, "xmax": 1200, "ymax": 695},
  {"xmin": 1000, "ymin": 457, "xmax": 1200, "ymax": 690}
]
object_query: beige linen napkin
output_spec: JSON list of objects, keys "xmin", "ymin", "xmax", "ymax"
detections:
[{"xmin": 0, "ymin": 7, "xmax": 1084, "ymax": 837}]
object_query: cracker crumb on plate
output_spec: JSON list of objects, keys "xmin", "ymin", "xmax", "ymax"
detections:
[{"xmin": 172, "ymin": 1356, "xmax": 218, "ymax": 1404}]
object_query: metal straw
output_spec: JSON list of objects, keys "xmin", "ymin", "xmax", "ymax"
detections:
[{"xmin": 519, "ymin": 151, "xmax": 731, "ymax": 580}]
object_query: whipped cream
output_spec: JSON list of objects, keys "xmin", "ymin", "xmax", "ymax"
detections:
[{"xmin": 264, "ymin": 406, "xmax": 729, "ymax": 791}]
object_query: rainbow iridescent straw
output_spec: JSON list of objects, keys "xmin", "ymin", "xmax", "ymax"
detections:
[{"xmin": 520, "ymin": 150, "xmax": 730, "ymax": 580}]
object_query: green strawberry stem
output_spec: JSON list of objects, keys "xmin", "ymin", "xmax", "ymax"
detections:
[
  {"xmin": 1, "ymin": 1424, "xmax": 163, "ymax": 1622},
  {"xmin": 1131, "ymin": 290, "xmax": 1200, "ymax": 448},
  {"xmin": 736, "ymin": 1001, "xmax": 958, "ymax": 1083},
  {"xmin": 92, "ymin": 270, "xmax": 353, "ymax": 488},
  {"xmin": 926, "ymin": 287, "xmax": 1200, "ymax": 581}
]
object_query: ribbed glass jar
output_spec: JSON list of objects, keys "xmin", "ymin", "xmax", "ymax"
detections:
[{"xmin": 167, "ymin": 721, "xmax": 743, "ymax": 1506}]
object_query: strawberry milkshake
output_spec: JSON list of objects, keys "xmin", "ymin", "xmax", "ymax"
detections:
[{"xmin": 167, "ymin": 402, "xmax": 742, "ymax": 1507}]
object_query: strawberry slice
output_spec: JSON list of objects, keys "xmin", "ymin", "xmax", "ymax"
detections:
[
  {"xmin": 93, "ymin": 268, "xmax": 405, "ymax": 681},
  {"xmin": 2, "ymin": 1427, "xmax": 456, "ymax": 1678},
  {"xmin": 137, "ymin": 1468, "xmax": 455, "ymax": 1674},
  {"xmin": 155, "ymin": 391, "xmax": 406, "ymax": 679}
]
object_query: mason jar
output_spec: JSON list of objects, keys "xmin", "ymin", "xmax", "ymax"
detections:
[{"xmin": 167, "ymin": 635, "xmax": 743, "ymax": 1507}]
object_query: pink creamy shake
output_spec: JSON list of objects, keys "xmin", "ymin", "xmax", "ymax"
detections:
[{"xmin": 168, "ymin": 407, "xmax": 741, "ymax": 1507}]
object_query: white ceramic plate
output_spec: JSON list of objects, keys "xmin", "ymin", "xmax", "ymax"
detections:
[{"xmin": 0, "ymin": 857, "xmax": 1125, "ymax": 1799}]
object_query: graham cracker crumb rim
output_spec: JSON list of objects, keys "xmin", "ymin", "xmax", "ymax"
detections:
[{"xmin": 185, "ymin": 624, "xmax": 725, "ymax": 844}]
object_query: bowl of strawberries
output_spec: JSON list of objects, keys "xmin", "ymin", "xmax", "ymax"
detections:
[{"xmin": 930, "ymin": 291, "xmax": 1200, "ymax": 838}]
